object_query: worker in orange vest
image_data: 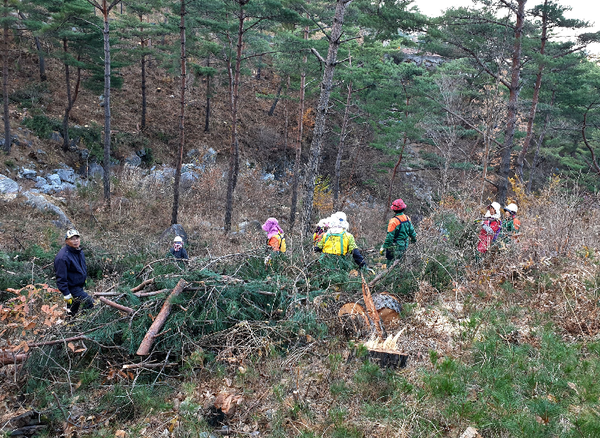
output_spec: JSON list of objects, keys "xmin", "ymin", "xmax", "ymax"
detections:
[{"xmin": 380, "ymin": 198, "xmax": 417, "ymax": 267}]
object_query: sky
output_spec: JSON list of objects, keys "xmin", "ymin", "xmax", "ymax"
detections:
[{"xmin": 413, "ymin": 0, "xmax": 600, "ymax": 55}]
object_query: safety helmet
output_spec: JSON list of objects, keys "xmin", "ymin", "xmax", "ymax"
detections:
[
  {"xmin": 173, "ymin": 236, "xmax": 183, "ymax": 243},
  {"xmin": 317, "ymin": 218, "xmax": 328, "ymax": 228},
  {"xmin": 65, "ymin": 229, "xmax": 80, "ymax": 240},
  {"xmin": 332, "ymin": 211, "xmax": 347, "ymax": 222},
  {"xmin": 489, "ymin": 202, "xmax": 501, "ymax": 217},
  {"xmin": 391, "ymin": 198, "xmax": 407, "ymax": 211},
  {"xmin": 504, "ymin": 203, "xmax": 518, "ymax": 214}
]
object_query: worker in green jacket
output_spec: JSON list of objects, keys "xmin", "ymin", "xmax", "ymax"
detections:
[{"xmin": 380, "ymin": 198, "xmax": 417, "ymax": 267}]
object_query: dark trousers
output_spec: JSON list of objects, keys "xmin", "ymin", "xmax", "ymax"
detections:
[{"xmin": 67, "ymin": 291, "xmax": 94, "ymax": 316}]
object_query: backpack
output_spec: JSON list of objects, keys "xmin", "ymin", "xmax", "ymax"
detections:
[
  {"xmin": 321, "ymin": 232, "xmax": 349, "ymax": 255},
  {"xmin": 278, "ymin": 233, "xmax": 287, "ymax": 253}
]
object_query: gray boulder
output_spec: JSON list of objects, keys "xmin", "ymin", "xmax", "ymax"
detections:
[
  {"xmin": 125, "ymin": 154, "xmax": 142, "ymax": 167},
  {"xmin": 34, "ymin": 176, "xmax": 47, "ymax": 188},
  {"xmin": 160, "ymin": 224, "xmax": 188, "ymax": 244},
  {"xmin": 50, "ymin": 131, "xmax": 63, "ymax": 143},
  {"xmin": 0, "ymin": 174, "xmax": 19, "ymax": 199},
  {"xmin": 238, "ymin": 220, "xmax": 262, "ymax": 233},
  {"xmin": 56, "ymin": 167, "xmax": 76, "ymax": 184},
  {"xmin": 19, "ymin": 168, "xmax": 37, "ymax": 180},
  {"xmin": 47, "ymin": 174, "xmax": 62, "ymax": 186},
  {"xmin": 22, "ymin": 191, "xmax": 72, "ymax": 228},
  {"xmin": 180, "ymin": 171, "xmax": 198, "ymax": 190},
  {"xmin": 203, "ymin": 148, "xmax": 217, "ymax": 167},
  {"xmin": 88, "ymin": 163, "xmax": 104, "ymax": 179}
]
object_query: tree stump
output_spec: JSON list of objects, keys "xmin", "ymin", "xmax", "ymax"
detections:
[{"xmin": 367, "ymin": 348, "xmax": 408, "ymax": 369}]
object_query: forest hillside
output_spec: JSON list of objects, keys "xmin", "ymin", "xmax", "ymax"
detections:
[{"xmin": 1, "ymin": 0, "xmax": 600, "ymax": 437}]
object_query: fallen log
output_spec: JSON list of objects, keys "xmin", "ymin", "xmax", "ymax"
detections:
[
  {"xmin": 134, "ymin": 288, "xmax": 168, "ymax": 298},
  {"xmin": 122, "ymin": 362, "xmax": 178, "ymax": 370},
  {"xmin": 136, "ymin": 279, "xmax": 187, "ymax": 356},
  {"xmin": 0, "ymin": 351, "xmax": 28, "ymax": 366},
  {"xmin": 28, "ymin": 335, "xmax": 87, "ymax": 348},
  {"xmin": 131, "ymin": 278, "xmax": 155, "ymax": 292},
  {"xmin": 98, "ymin": 297, "xmax": 134, "ymax": 314},
  {"xmin": 93, "ymin": 292, "xmax": 121, "ymax": 297}
]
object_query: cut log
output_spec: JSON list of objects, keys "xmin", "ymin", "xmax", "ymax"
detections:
[
  {"xmin": 136, "ymin": 279, "xmax": 187, "ymax": 356},
  {"xmin": 98, "ymin": 297, "xmax": 134, "ymax": 314},
  {"xmin": 134, "ymin": 288, "xmax": 168, "ymax": 298},
  {"xmin": 122, "ymin": 362, "xmax": 178, "ymax": 370},
  {"xmin": 367, "ymin": 348, "xmax": 408, "ymax": 369},
  {"xmin": 0, "ymin": 351, "xmax": 28, "ymax": 367},
  {"xmin": 131, "ymin": 278, "xmax": 155, "ymax": 292}
]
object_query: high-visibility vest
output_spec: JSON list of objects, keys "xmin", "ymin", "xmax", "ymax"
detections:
[
  {"xmin": 267, "ymin": 233, "xmax": 286, "ymax": 253},
  {"xmin": 321, "ymin": 232, "xmax": 349, "ymax": 255}
]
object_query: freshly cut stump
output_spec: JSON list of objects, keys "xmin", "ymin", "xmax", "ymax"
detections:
[
  {"xmin": 338, "ymin": 303, "xmax": 369, "ymax": 337},
  {"xmin": 368, "ymin": 348, "xmax": 408, "ymax": 369}
]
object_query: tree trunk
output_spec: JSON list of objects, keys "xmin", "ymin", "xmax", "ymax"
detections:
[
  {"xmin": 35, "ymin": 37, "xmax": 46, "ymax": 82},
  {"xmin": 18, "ymin": 12, "xmax": 46, "ymax": 82},
  {"xmin": 267, "ymin": 80, "xmax": 284, "ymax": 116},
  {"xmin": 171, "ymin": 0, "xmax": 186, "ymax": 225},
  {"xmin": 224, "ymin": 7, "xmax": 245, "ymax": 233},
  {"xmin": 62, "ymin": 39, "xmax": 72, "ymax": 151},
  {"xmin": 497, "ymin": 0, "xmax": 526, "ymax": 204},
  {"xmin": 204, "ymin": 55, "xmax": 210, "ymax": 132},
  {"xmin": 333, "ymin": 80, "xmax": 353, "ymax": 210},
  {"xmin": 301, "ymin": 0, "xmax": 351, "ymax": 237},
  {"xmin": 527, "ymin": 91, "xmax": 554, "ymax": 193},
  {"xmin": 102, "ymin": 0, "xmax": 112, "ymax": 205},
  {"xmin": 384, "ymin": 85, "xmax": 410, "ymax": 219},
  {"xmin": 516, "ymin": 0, "xmax": 547, "ymax": 182},
  {"xmin": 289, "ymin": 22, "xmax": 308, "ymax": 231},
  {"xmin": 3, "ymin": 0, "xmax": 10, "ymax": 154},
  {"xmin": 140, "ymin": 13, "xmax": 147, "ymax": 131}
]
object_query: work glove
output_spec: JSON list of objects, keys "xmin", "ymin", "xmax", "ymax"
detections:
[
  {"xmin": 264, "ymin": 255, "xmax": 272, "ymax": 268},
  {"xmin": 314, "ymin": 246, "xmax": 322, "ymax": 253},
  {"xmin": 482, "ymin": 224, "xmax": 493, "ymax": 235},
  {"xmin": 63, "ymin": 294, "xmax": 73, "ymax": 305},
  {"xmin": 379, "ymin": 246, "xmax": 385, "ymax": 255}
]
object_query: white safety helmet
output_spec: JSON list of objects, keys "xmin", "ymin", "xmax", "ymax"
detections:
[
  {"xmin": 504, "ymin": 203, "xmax": 518, "ymax": 214},
  {"xmin": 332, "ymin": 211, "xmax": 347, "ymax": 223},
  {"xmin": 65, "ymin": 229, "xmax": 80, "ymax": 240},
  {"xmin": 173, "ymin": 236, "xmax": 183, "ymax": 243},
  {"xmin": 317, "ymin": 218, "xmax": 328, "ymax": 228},
  {"xmin": 489, "ymin": 202, "xmax": 501, "ymax": 219}
]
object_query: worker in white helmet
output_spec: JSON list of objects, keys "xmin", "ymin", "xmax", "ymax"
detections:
[
  {"xmin": 170, "ymin": 236, "xmax": 189, "ymax": 259},
  {"xmin": 501, "ymin": 203, "xmax": 521, "ymax": 242}
]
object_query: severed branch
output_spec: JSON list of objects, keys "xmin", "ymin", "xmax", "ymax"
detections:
[
  {"xmin": 98, "ymin": 297, "xmax": 134, "ymax": 314},
  {"xmin": 122, "ymin": 362, "xmax": 178, "ymax": 370},
  {"xmin": 136, "ymin": 279, "xmax": 187, "ymax": 356},
  {"xmin": 0, "ymin": 351, "xmax": 28, "ymax": 367},
  {"xmin": 134, "ymin": 288, "xmax": 168, "ymax": 298},
  {"xmin": 131, "ymin": 278, "xmax": 155, "ymax": 292}
]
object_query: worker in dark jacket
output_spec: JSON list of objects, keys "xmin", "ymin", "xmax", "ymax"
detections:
[
  {"xmin": 54, "ymin": 229, "xmax": 94, "ymax": 316},
  {"xmin": 380, "ymin": 198, "xmax": 417, "ymax": 267},
  {"xmin": 169, "ymin": 236, "xmax": 189, "ymax": 259}
]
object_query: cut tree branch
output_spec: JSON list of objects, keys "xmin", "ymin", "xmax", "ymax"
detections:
[
  {"xmin": 98, "ymin": 297, "xmax": 134, "ymax": 314},
  {"xmin": 136, "ymin": 279, "xmax": 187, "ymax": 356}
]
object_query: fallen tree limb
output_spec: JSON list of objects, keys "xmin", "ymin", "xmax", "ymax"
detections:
[
  {"xmin": 122, "ymin": 362, "xmax": 178, "ymax": 370},
  {"xmin": 28, "ymin": 335, "xmax": 88, "ymax": 348},
  {"xmin": 131, "ymin": 278, "xmax": 155, "ymax": 292},
  {"xmin": 136, "ymin": 279, "xmax": 187, "ymax": 356},
  {"xmin": 94, "ymin": 292, "xmax": 121, "ymax": 297},
  {"xmin": 368, "ymin": 259, "xmax": 401, "ymax": 289},
  {"xmin": 98, "ymin": 297, "xmax": 134, "ymax": 314},
  {"xmin": 134, "ymin": 288, "xmax": 168, "ymax": 298},
  {"xmin": 0, "ymin": 351, "xmax": 28, "ymax": 366}
]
